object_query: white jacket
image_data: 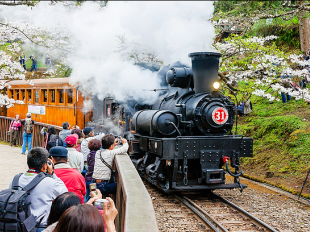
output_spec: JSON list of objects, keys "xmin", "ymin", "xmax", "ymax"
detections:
[
  {"xmin": 81, "ymin": 133, "xmax": 105, "ymax": 161},
  {"xmin": 67, "ymin": 148, "xmax": 84, "ymax": 172}
]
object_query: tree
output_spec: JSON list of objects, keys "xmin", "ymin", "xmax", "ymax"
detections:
[
  {"xmin": 213, "ymin": 0, "xmax": 310, "ymax": 51},
  {"xmin": 214, "ymin": 34, "xmax": 310, "ymax": 103}
]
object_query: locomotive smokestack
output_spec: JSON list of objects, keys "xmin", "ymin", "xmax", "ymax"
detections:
[{"xmin": 188, "ymin": 52, "xmax": 222, "ymax": 94}]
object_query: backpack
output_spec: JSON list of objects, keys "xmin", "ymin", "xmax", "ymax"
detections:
[
  {"xmin": 46, "ymin": 135, "xmax": 62, "ymax": 152},
  {"xmin": 0, "ymin": 172, "xmax": 46, "ymax": 232},
  {"xmin": 25, "ymin": 119, "xmax": 33, "ymax": 135}
]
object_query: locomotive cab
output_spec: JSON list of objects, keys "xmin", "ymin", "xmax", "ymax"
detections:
[{"xmin": 131, "ymin": 52, "xmax": 253, "ymax": 192}]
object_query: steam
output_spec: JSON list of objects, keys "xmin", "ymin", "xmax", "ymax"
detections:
[{"xmin": 1, "ymin": 1, "xmax": 215, "ymax": 104}]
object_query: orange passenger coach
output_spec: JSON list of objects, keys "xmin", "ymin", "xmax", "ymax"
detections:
[{"xmin": 3, "ymin": 78, "xmax": 92, "ymax": 128}]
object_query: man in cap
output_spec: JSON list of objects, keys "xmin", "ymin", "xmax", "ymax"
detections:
[
  {"xmin": 81, "ymin": 127, "xmax": 105, "ymax": 161},
  {"xmin": 65, "ymin": 134, "xmax": 84, "ymax": 172},
  {"xmin": 30, "ymin": 55, "xmax": 38, "ymax": 72},
  {"xmin": 22, "ymin": 112, "xmax": 34, "ymax": 155},
  {"xmin": 50, "ymin": 147, "xmax": 86, "ymax": 203}
]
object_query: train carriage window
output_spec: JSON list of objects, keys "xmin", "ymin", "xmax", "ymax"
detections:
[
  {"xmin": 16, "ymin": 90, "xmax": 19, "ymax": 101},
  {"xmin": 58, "ymin": 89, "xmax": 64, "ymax": 103},
  {"xmin": 9, "ymin": 90, "xmax": 13, "ymax": 99},
  {"xmin": 42, "ymin": 89, "xmax": 48, "ymax": 103},
  {"xmin": 35, "ymin": 91, "xmax": 39, "ymax": 103},
  {"xmin": 67, "ymin": 89, "xmax": 73, "ymax": 104},
  {"xmin": 51, "ymin": 90, "xmax": 55, "ymax": 103},
  {"xmin": 27, "ymin": 90, "xmax": 32, "ymax": 102},
  {"xmin": 21, "ymin": 90, "xmax": 25, "ymax": 101}
]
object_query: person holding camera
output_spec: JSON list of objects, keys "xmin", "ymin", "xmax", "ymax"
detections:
[
  {"xmin": 50, "ymin": 146, "xmax": 86, "ymax": 203},
  {"xmin": 43, "ymin": 190, "xmax": 117, "ymax": 232},
  {"xmin": 92, "ymin": 134, "xmax": 128, "ymax": 195},
  {"xmin": 9, "ymin": 147, "xmax": 68, "ymax": 231}
]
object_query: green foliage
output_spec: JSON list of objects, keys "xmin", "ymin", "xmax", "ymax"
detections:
[
  {"xmin": 247, "ymin": 16, "xmax": 301, "ymax": 49},
  {"xmin": 214, "ymin": 1, "xmax": 293, "ymax": 18},
  {"xmin": 239, "ymin": 97, "xmax": 310, "ymax": 183}
]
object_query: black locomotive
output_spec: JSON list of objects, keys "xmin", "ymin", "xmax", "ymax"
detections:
[{"xmin": 130, "ymin": 52, "xmax": 253, "ymax": 192}]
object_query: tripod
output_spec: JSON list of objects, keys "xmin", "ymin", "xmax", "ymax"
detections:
[{"xmin": 298, "ymin": 168, "xmax": 310, "ymax": 200}]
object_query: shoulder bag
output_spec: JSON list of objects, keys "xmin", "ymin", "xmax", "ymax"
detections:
[{"xmin": 99, "ymin": 151, "xmax": 116, "ymax": 183}]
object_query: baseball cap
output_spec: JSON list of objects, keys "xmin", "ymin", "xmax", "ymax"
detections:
[
  {"xmin": 65, "ymin": 134, "xmax": 78, "ymax": 146},
  {"xmin": 83, "ymin": 127, "xmax": 94, "ymax": 136},
  {"xmin": 49, "ymin": 146, "xmax": 68, "ymax": 157},
  {"xmin": 26, "ymin": 113, "xmax": 31, "ymax": 118}
]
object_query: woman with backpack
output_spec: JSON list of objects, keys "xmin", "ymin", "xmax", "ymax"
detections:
[
  {"xmin": 41, "ymin": 126, "xmax": 63, "ymax": 151},
  {"xmin": 9, "ymin": 114, "xmax": 22, "ymax": 147}
]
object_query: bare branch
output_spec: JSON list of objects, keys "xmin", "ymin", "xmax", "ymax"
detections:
[
  {"xmin": 0, "ymin": 22, "xmax": 50, "ymax": 49},
  {"xmin": 0, "ymin": 1, "xmax": 35, "ymax": 6},
  {"xmin": 0, "ymin": 22, "xmax": 70, "ymax": 52}
]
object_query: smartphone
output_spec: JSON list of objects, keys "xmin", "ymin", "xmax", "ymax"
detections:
[{"xmin": 89, "ymin": 183, "xmax": 97, "ymax": 193}]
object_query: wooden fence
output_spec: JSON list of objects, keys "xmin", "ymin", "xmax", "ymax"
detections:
[{"xmin": 0, "ymin": 116, "xmax": 62, "ymax": 148}]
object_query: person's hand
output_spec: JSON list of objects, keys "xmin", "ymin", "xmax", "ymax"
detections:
[
  {"xmin": 114, "ymin": 138, "xmax": 120, "ymax": 146},
  {"xmin": 85, "ymin": 196, "xmax": 99, "ymax": 205},
  {"xmin": 121, "ymin": 138, "xmax": 127, "ymax": 144},
  {"xmin": 47, "ymin": 158, "xmax": 54, "ymax": 175},
  {"xmin": 102, "ymin": 197, "xmax": 118, "ymax": 232},
  {"xmin": 90, "ymin": 189, "xmax": 102, "ymax": 199}
]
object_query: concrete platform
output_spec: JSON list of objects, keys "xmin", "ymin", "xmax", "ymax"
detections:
[{"xmin": 0, "ymin": 144, "xmax": 28, "ymax": 190}]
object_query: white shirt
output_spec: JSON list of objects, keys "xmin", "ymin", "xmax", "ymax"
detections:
[
  {"xmin": 92, "ymin": 143, "xmax": 129, "ymax": 180},
  {"xmin": 81, "ymin": 134, "xmax": 105, "ymax": 161},
  {"xmin": 66, "ymin": 147, "xmax": 84, "ymax": 172},
  {"xmin": 10, "ymin": 172, "xmax": 68, "ymax": 226}
]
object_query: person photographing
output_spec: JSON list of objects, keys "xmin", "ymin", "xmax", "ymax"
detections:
[{"xmin": 92, "ymin": 135, "xmax": 128, "ymax": 195}]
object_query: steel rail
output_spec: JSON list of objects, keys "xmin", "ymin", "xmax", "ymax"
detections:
[
  {"xmin": 212, "ymin": 192, "xmax": 278, "ymax": 232},
  {"xmin": 174, "ymin": 194, "xmax": 221, "ymax": 232},
  {"xmin": 182, "ymin": 196, "xmax": 229, "ymax": 232}
]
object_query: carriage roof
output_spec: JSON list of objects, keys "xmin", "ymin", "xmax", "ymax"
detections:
[{"xmin": 7, "ymin": 77, "xmax": 75, "ymax": 86}]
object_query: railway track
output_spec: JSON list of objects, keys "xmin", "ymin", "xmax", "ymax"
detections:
[
  {"xmin": 176, "ymin": 193, "xmax": 278, "ymax": 232},
  {"xmin": 146, "ymin": 183, "xmax": 278, "ymax": 232}
]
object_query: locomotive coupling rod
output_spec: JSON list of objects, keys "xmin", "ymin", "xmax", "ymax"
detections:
[
  {"xmin": 174, "ymin": 195, "xmax": 221, "ymax": 232},
  {"xmin": 212, "ymin": 193, "xmax": 278, "ymax": 232}
]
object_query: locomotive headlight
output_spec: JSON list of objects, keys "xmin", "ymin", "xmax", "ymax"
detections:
[{"xmin": 213, "ymin": 81, "xmax": 220, "ymax": 90}]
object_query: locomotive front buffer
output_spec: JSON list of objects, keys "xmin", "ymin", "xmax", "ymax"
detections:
[{"xmin": 132, "ymin": 135, "xmax": 253, "ymax": 192}]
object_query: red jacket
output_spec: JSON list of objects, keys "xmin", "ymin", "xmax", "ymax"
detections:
[{"xmin": 54, "ymin": 163, "xmax": 86, "ymax": 203}]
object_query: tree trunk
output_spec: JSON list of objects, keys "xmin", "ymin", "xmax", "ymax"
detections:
[{"xmin": 298, "ymin": 1, "xmax": 309, "ymax": 52}]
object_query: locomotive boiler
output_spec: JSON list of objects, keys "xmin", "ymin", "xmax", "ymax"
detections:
[{"xmin": 131, "ymin": 52, "xmax": 253, "ymax": 192}]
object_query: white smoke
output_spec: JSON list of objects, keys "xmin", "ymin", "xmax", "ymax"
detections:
[{"xmin": 1, "ymin": 1, "xmax": 215, "ymax": 103}]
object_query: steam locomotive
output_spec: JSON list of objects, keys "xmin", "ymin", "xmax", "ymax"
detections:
[
  {"xmin": 89, "ymin": 52, "xmax": 253, "ymax": 192},
  {"xmin": 130, "ymin": 52, "xmax": 253, "ymax": 192}
]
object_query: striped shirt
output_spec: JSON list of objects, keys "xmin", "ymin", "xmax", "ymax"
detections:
[{"xmin": 92, "ymin": 143, "xmax": 129, "ymax": 180}]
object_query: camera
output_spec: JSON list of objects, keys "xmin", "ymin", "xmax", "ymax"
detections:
[
  {"xmin": 89, "ymin": 183, "xmax": 97, "ymax": 192},
  {"xmin": 94, "ymin": 199, "xmax": 109, "ymax": 210}
]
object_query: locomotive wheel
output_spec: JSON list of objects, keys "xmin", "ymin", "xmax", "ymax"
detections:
[{"xmin": 146, "ymin": 164, "xmax": 156, "ymax": 177}]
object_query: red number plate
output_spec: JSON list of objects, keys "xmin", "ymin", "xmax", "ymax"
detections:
[{"xmin": 212, "ymin": 107, "xmax": 228, "ymax": 125}]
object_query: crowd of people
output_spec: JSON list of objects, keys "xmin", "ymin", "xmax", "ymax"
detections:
[{"xmin": 3, "ymin": 113, "xmax": 130, "ymax": 232}]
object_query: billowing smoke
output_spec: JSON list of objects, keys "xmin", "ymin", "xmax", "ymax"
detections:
[{"xmin": 1, "ymin": 1, "xmax": 215, "ymax": 104}]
